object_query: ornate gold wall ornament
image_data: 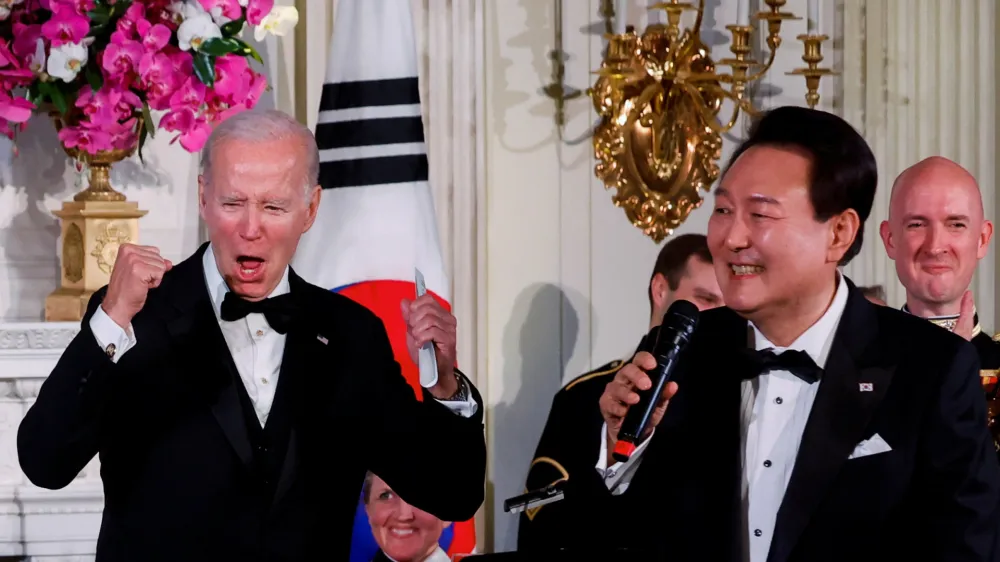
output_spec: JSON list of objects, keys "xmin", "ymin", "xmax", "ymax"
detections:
[
  {"xmin": 62, "ymin": 223, "xmax": 84, "ymax": 283},
  {"xmin": 591, "ymin": 0, "xmax": 836, "ymax": 242},
  {"xmin": 92, "ymin": 222, "xmax": 133, "ymax": 275}
]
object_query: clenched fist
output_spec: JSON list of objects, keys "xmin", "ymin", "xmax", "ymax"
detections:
[
  {"xmin": 599, "ymin": 351, "xmax": 678, "ymax": 462},
  {"xmin": 101, "ymin": 244, "xmax": 172, "ymax": 329}
]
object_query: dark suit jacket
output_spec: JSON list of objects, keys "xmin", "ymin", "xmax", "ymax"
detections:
[
  {"xmin": 17, "ymin": 243, "xmax": 486, "ymax": 562},
  {"xmin": 543, "ymin": 280, "xmax": 1000, "ymax": 561}
]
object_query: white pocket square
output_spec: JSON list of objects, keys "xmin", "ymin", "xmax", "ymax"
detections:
[{"xmin": 848, "ymin": 433, "xmax": 892, "ymax": 459}]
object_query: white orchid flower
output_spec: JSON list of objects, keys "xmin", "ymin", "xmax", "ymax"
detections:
[
  {"xmin": 47, "ymin": 41, "xmax": 88, "ymax": 82},
  {"xmin": 177, "ymin": 13, "xmax": 222, "ymax": 51},
  {"xmin": 253, "ymin": 6, "xmax": 298, "ymax": 42}
]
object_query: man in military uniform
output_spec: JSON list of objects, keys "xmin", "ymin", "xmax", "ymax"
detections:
[
  {"xmin": 516, "ymin": 233, "xmax": 722, "ymax": 552},
  {"xmin": 859, "ymin": 284, "xmax": 887, "ymax": 306},
  {"xmin": 880, "ymin": 156, "xmax": 1000, "ymax": 451}
]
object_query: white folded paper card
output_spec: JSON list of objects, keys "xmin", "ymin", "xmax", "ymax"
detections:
[
  {"xmin": 848, "ymin": 432, "xmax": 892, "ymax": 460},
  {"xmin": 415, "ymin": 268, "xmax": 439, "ymax": 388}
]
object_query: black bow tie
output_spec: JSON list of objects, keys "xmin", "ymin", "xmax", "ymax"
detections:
[
  {"xmin": 220, "ymin": 292, "xmax": 297, "ymax": 334},
  {"xmin": 741, "ymin": 348, "xmax": 822, "ymax": 384}
]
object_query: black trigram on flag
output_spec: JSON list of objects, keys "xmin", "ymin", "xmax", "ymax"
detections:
[{"xmin": 314, "ymin": 2, "xmax": 428, "ymax": 190}]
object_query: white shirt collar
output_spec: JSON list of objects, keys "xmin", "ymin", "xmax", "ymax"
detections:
[
  {"xmin": 201, "ymin": 243, "xmax": 291, "ymax": 319},
  {"xmin": 750, "ymin": 274, "xmax": 850, "ymax": 369}
]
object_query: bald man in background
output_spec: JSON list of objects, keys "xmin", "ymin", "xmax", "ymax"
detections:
[{"xmin": 880, "ymin": 156, "xmax": 1000, "ymax": 452}]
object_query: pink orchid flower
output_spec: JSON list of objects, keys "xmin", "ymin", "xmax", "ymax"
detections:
[
  {"xmin": 138, "ymin": 51, "xmax": 183, "ymax": 110},
  {"xmin": 160, "ymin": 105, "xmax": 211, "ymax": 152},
  {"xmin": 0, "ymin": 91, "xmax": 35, "ymax": 124},
  {"xmin": 103, "ymin": 32, "xmax": 143, "ymax": 80},
  {"xmin": 75, "ymin": 87, "xmax": 122, "ymax": 125},
  {"xmin": 116, "ymin": 2, "xmax": 145, "ymax": 37},
  {"xmin": 198, "ymin": 0, "xmax": 240, "ymax": 22},
  {"xmin": 58, "ymin": 124, "xmax": 113, "ymax": 154},
  {"xmin": 41, "ymin": 11, "xmax": 89, "ymax": 47},
  {"xmin": 107, "ymin": 117, "xmax": 140, "ymax": 150},
  {"xmin": 113, "ymin": 90, "xmax": 141, "ymax": 121},
  {"xmin": 168, "ymin": 75, "xmax": 206, "ymax": 108},
  {"xmin": 212, "ymin": 54, "xmax": 251, "ymax": 104},
  {"xmin": 245, "ymin": 0, "xmax": 273, "ymax": 26},
  {"xmin": 136, "ymin": 20, "xmax": 171, "ymax": 53}
]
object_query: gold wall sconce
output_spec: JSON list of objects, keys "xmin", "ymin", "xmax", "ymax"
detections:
[{"xmin": 591, "ymin": 0, "xmax": 835, "ymax": 243}]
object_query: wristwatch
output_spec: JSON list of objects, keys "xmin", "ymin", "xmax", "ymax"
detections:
[{"xmin": 443, "ymin": 369, "xmax": 470, "ymax": 402}]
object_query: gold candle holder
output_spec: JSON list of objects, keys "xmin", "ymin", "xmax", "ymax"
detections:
[
  {"xmin": 786, "ymin": 34, "xmax": 836, "ymax": 109},
  {"xmin": 718, "ymin": 25, "xmax": 755, "ymax": 101}
]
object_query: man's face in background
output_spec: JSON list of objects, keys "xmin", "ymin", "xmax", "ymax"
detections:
[{"xmin": 650, "ymin": 255, "xmax": 723, "ymax": 327}]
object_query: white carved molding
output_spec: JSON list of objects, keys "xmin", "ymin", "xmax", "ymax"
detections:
[
  {"xmin": 840, "ymin": 0, "xmax": 997, "ymax": 331},
  {"xmin": 0, "ymin": 322, "xmax": 102, "ymax": 561}
]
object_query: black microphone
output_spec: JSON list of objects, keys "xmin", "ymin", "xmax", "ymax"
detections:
[{"xmin": 611, "ymin": 299, "xmax": 698, "ymax": 462}]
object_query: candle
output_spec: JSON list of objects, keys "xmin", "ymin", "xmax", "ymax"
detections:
[
  {"xmin": 615, "ymin": 0, "xmax": 628, "ymax": 34},
  {"xmin": 737, "ymin": 0, "xmax": 750, "ymax": 26},
  {"xmin": 807, "ymin": 0, "xmax": 820, "ymax": 34}
]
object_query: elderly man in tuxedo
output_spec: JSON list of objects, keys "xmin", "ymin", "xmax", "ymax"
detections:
[{"xmin": 17, "ymin": 109, "xmax": 486, "ymax": 561}]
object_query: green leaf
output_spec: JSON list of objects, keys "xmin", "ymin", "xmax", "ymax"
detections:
[
  {"xmin": 38, "ymin": 81, "xmax": 68, "ymax": 116},
  {"xmin": 221, "ymin": 17, "xmax": 245, "ymax": 37},
  {"xmin": 192, "ymin": 52, "xmax": 216, "ymax": 87},
  {"xmin": 233, "ymin": 38, "xmax": 264, "ymax": 65},
  {"xmin": 141, "ymin": 103, "xmax": 155, "ymax": 138},
  {"xmin": 199, "ymin": 37, "xmax": 242, "ymax": 57},
  {"xmin": 85, "ymin": 65, "xmax": 103, "ymax": 93},
  {"xmin": 87, "ymin": 9, "xmax": 110, "ymax": 23},
  {"xmin": 138, "ymin": 123, "xmax": 148, "ymax": 164}
]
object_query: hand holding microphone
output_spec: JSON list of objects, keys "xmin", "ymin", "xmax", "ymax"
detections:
[{"xmin": 599, "ymin": 300, "xmax": 699, "ymax": 465}]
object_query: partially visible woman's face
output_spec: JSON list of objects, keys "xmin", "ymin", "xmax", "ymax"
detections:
[{"xmin": 366, "ymin": 475, "xmax": 447, "ymax": 562}]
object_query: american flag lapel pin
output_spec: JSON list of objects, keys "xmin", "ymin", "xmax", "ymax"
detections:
[
  {"xmin": 317, "ymin": 334, "xmax": 328, "ymax": 345},
  {"xmin": 859, "ymin": 382, "xmax": 873, "ymax": 392}
]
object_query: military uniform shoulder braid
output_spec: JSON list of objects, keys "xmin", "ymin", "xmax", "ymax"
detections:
[{"xmin": 563, "ymin": 359, "xmax": 626, "ymax": 391}]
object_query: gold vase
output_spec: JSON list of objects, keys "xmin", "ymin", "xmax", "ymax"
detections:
[{"xmin": 45, "ymin": 113, "xmax": 149, "ymax": 321}]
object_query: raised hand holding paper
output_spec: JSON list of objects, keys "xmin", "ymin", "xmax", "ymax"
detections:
[{"xmin": 415, "ymin": 268, "xmax": 439, "ymax": 388}]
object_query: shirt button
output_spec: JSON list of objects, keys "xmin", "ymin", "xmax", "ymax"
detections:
[
  {"xmin": 754, "ymin": 529, "xmax": 762, "ymax": 537},
  {"xmin": 774, "ymin": 397, "xmax": 783, "ymax": 404},
  {"xmin": 763, "ymin": 460, "xmax": 772, "ymax": 467},
  {"xmin": 261, "ymin": 378, "xmax": 268, "ymax": 385},
  {"xmin": 255, "ymin": 329, "xmax": 264, "ymax": 337}
]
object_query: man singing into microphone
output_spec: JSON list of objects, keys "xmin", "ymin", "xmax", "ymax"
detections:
[
  {"xmin": 590, "ymin": 107, "xmax": 1000, "ymax": 561},
  {"xmin": 17, "ymin": 110, "xmax": 486, "ymax": 561}
]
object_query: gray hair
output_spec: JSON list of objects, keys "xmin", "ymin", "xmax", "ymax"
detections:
[{"xmin": 199, "ymin": 109, "xmax": 320, "ymax": 194}]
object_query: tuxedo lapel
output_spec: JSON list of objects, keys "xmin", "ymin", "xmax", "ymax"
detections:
[
  {"xmin": 767, "ymin": 285, "xmax": 895, "ymax": 562},
  {"xmin": 162, "ymin": 243, "xmax": 254, "ymax": 467}
]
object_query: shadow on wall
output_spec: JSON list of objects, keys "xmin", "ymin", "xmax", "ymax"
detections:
[
  {"xmin": 0, "ymin": 116, "xmax": 67, "ymax": 320},
  {"xmin": 490, "ymin": 282, "xmax": 590, "ymax": 553}
]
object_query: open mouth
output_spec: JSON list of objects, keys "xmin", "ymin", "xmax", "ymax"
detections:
[
  {"xmin": 388, "ymin": 527, "xmax": 417, "ymax": 538},
  {"xmin": 236, "ymin": 255, "xmax": 265, "ymax": 282},
  {"xmin": 730, "ymin": 264, "xmax": 764, "ymax": 276}
]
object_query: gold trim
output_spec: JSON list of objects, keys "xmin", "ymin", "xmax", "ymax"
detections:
[
  {"xmin": 981, "ymin": 369, "xmax": 1000, "ymax": 378},
  {"xmin": 564, "ymin": 360, "xmax": 625, "ymax": 391},
  {"xmin": 993, "ymin": 332, "xmax": 1000, "ymax": 343},
  {"xmin": 523, "ymin": 457, "xmax": 570, "ymax": 521}
]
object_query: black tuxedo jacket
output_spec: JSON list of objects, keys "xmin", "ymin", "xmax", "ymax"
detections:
[
  {"xmin": 17, "ymin": 244, "xmax": 486, "ymax": 561},
  {"xmin": 557, "ymin": 280, "xmax": 1000, "ymax": 561}
]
